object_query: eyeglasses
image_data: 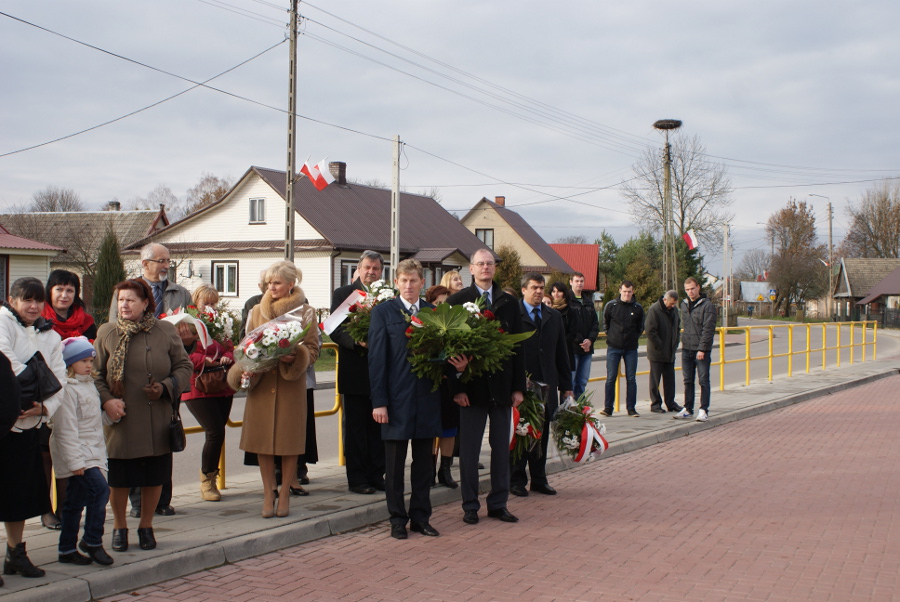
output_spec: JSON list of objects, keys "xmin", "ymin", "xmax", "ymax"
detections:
[
  {"xmin": 472, "ymin": 261, "xmax": 496, "ymax": 268},
  {"xmin": 145, "ymin": 258, "xmax": 170, "ymax": 265}
]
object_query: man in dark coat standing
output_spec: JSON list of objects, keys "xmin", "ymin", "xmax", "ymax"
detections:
[
  {"xmin": 330, "ymin": 250, "xmax": 387, "ymax": 494},
  {"xmin": 369, "ymin": 259, "xmax": 467, "ymax": 540},
  {"xmin": 510, "ymin": 273, "xmax": 572, "ymax": 498},
  {"xmin": 645, "ymin": 291, "xmax": 683, "ymax": 414},
  {"xmin": 674, "ymin": 276, "xmax": 718, "ymax": 423},
  {"xmin": 447, "ymin": 248, "xmax": 526, "ymax": 525},
  {"xmin": 602, "ymin": 280, "xmax": 645, "ymax": 417}
]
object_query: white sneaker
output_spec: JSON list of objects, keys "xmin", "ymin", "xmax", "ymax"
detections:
[
  {"xmin": 696, "ymin": 409, "xmax": 709, "ymax": 422},
  {"xmin": 673, "ymin": 408, "xmax": 692, "ymax": 419}
]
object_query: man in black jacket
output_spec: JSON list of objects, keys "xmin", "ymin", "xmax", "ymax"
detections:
[
  {"xmin": 511, "ymin": 273, "xmax": 572, "ymax": 497},
  {"xmin": 674, "ymin": 277, "xmax": 718, "ymax": 422},
  {"xmin": 645, "ymin": 291, "xmax": 683, "ymax": 414},
  {"xmin": 448, "ymin": 248, "xmax": 526, "ymax": 525},
  {"xmin": 569, "ymin": 273, "xmax": 599, "ymax": 399},
  {"xmin": 330, "ymin": 250, "xmax": 387, "ymax": 494},
  {"xmin": 602, "ymin": 281, "xmax": 645, "ymax": 417}
]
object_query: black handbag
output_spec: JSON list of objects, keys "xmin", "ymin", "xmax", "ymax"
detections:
[
  {"xmin": 169, "ymin": 399, "xmax": 187, "ymax": 453},
  {"xmin": 17, "ymin": 351, "xmax": 62, "ymax": 409}
]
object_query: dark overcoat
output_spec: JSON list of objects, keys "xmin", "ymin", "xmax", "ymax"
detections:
[
  {"xmin": 645, "ymin": 297, "xmax": 681, "ymax": 363},
  {"xmin": 368, "ymin": 297, "xmax": 442, "ymax": 441},
  {"xmin": 519, "ymin": 302, "xmax": 573, "ymax": 402},
  {"xmin": 330, "ymin": 279, "xmax": 371, "ymax": 396}
]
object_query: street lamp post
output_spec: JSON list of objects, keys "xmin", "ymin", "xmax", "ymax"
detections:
[
  {"xmin": 653, "ymin": 119, "xmax": 682, "ymax": 291},
  {"xmin": 809, "ymin": 194, "xmax": 833, "ymax": 319}
]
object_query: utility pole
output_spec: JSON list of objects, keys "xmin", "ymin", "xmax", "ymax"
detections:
[
  {"xmin": 723, "ymin": 223, "xmax": 730, "ymax": 327},
  {"xmin": 390, "ymin": 135, "xmax": 401, "ymax": 275},
  {"xmin": 653, "ymin": 119, "xmax": 682, "ymax": 291},
  {"xmin": 809, "ymin": 194, "xmax": 834, "ymax": 318},
  {"xmin": 283, "ymin": 0, "xmax": 298, "ymax": 261}
]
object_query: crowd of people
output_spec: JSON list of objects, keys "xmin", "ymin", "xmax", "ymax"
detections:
[{"xmin": 0, "ymin": 241, "xmax": 718, "ymax": 583}]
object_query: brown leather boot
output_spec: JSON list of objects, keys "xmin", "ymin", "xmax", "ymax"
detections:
[{"xmin": 200, "ymin": 469, "xmax": 222, "ymax": 501}]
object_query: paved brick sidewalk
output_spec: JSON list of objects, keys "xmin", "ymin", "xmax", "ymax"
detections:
[{"xmin": 104, "ymin": 376, "xmax": 900, "ymax": 602}]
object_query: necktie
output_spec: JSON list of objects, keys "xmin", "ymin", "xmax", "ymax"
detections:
[
  {"xmin": 153, "ymin": 283, "xmax": 164, "ymax": 317},
  {"xmin": 410, "ymin": 304, "xmax": 418, "ymax": 316},
  {"xmin": 480, "ymin": 290, "xmax": 490, "ymax": 308},
  {"xmin": 532, "ymin": 307, "xmax": 542, "ymax": 332}
]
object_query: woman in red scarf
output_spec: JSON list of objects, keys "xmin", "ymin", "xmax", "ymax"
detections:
[{"xmin": 38, "ymin": 270, "xmax": 96, "ymax": 530}]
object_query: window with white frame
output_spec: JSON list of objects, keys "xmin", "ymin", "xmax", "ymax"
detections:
[
  {"xmin": 475, "ymin": 228, "xmax": 494, "ymax": 249},
  {"xmin": 249, "ymin": 198, "xmax": 266, "ymax": 224},
  {"xmin": 212, "ymin": 261, "xmax": 239, "ymax": 296}
]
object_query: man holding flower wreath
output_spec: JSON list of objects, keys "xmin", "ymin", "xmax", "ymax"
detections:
[{"xmin": 447, "ymin": 248, "xmax": 526, "ymax": 525}]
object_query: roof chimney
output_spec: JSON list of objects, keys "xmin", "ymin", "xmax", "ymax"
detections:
[
  {"xmin": 107, "ymin": 200, "xmax": 121, "ymax": 211},
  {"xmin": 495, "ymin": 196, "xmax": 506, "ymax": 206},
  {"xmin": 329, "ymin": 162, "xmax": 347, "ymax": 186}
]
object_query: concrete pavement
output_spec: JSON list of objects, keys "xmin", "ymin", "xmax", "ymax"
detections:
[{"xmin": 2, "ymin": 349, "xmax": 898, "ymax": 601}]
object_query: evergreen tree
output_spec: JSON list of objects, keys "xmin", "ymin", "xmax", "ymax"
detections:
[
  {"xmin": 595, "ymin": 230, "xmax": 619, "ymax": 296},
  {"xmin": 494, "ymin": 244, "xmax": 523, "ymax": 292},
  {"xmin": 92, "ymin": 229, "xmax": 126, "ymax": 325}
]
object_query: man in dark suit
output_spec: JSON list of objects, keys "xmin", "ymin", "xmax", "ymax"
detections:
[
  {"xmin": 511, "ymin": 273, "xmax": 573, "ymax": 497},
  {"xmin": 447, "ymin": 248, "xmax": 526, "ymax": 525},
  {"xmin": 330, "ymin": 250, "xmax": 387, "ymax": 494},
  {"xmin": 369, "ymin": 259, "xmax": 467, "ymax": 540}
]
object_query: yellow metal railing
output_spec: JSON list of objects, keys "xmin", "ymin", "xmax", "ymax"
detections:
[
  {"xmin": 185, "ymin": 342, "xmax": 343, "ymax": 490},
  {"xmin": 595, "ymin": 321, "xmax": 878, "ymax": 413}
]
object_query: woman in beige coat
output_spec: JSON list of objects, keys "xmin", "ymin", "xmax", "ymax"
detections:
[
  {"xmin": 94, "ymin": 279, "xmax": 192, "ymax": 552},
  {"xmin": 228, "ymin": 261, "xmax": 318, "ymax": 518}
]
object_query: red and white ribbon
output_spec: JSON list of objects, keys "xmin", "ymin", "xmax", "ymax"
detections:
[
  {"xmin": 573, "ymin": 422, "xmax": 608, "ymax": 463},
  {"xmin": 510, "ymin": 406, "xmax": 520, "ymax": 451}
]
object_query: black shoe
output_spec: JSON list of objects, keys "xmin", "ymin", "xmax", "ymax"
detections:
[
  {"xmin": 599, "ymin": 410, "xmax": 611, "ymax": 417},
  {"xmin": 137, "ymin": 527, "xmax": 156, "ymax": 550},
  {"xmin": 58, "ymin": 551, "xmax": 92, "ymax": 565},
  {"xmin": 129, "ymin": 507, "xmax": 140, "ymax": 518},
  {"xmin": 650, "ymin": 407, "xmax": 666, "ymax": 414},
  {"xmin": 349, "ymin": 484, "xmax": 376, "ymax": 495},
  {"xmin": 462, "ymin": 510, "xmax": 479, "ymax": 524},
  {"xmin": 509, "ymin": 485, "xmax": 529, "ymax": 497},
  {"xmin": 531, "ymin": 483, "xmax": 557, "ymax": 495},
  {"xmin": 79, "ymin": 541, "xmax": 114, "ymax": 566},
  {"xmin": 289, "ymin": 485, "xmax": 309, "ymax": 497},
  {"xmin": 155, "ymin": 505, "xmax": 175, "ymax": 516},
  {"xmin": 370, "ymin": 481, "xmax": 386, "ymax": 492},
  {"xmin": 4, "ymin": 543, "xmax": 45, "ymax": 578},
  {"xmin": 668, "ymin": 405, "xmax": 684, "ymax": 413},
  {"xmin": 487, "ymin": 508, "xmax": 519, "ymax": 523},
  {"xmin": 477, "ymin": 463, "xmax": 485, "ymax": 470},
  {"xmin": 628, "ymin": 411, "xmax": 640, "ymax": 417},
  {"xmin": 298, "ymin": 475, "xmax": 310, "ymax": 485},
  {"xmin": 410, "ymin": 522, "xmax": 440, "ymax": 537},
  {"xmin": 112, "ymin": 529, "xmax": 128, "ymax": 552},
  {"xmin": 42, "ymin": 512, "xmax": 62, "ymax": 530},
  {"xmin": 390, "ymin": 524, "xmax": 408, "ymax": 540}
]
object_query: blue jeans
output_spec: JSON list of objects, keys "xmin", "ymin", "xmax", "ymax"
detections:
[
  {"xmin": 605, "ymin": 347, "xmax": 638, "ymax": 413},
  {"xmin": 682, "ymin": 349, "xmax": 712, "ymax": 413},
  {"xmin": 59, "ymin": 467, "xmax": 109, "ymax": 553},
  {"xmin": 572, "ymin": 353, "xmax": 593, "ymax": 399}
]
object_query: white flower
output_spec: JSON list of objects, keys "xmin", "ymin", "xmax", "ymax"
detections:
[
  {"xmin": 562, "ymin": 435, "xmax": 580, "ymax": 450},
  {"xmin": 263, "ymin": 328, "xmax": 275, "ymax": 338},
  {"xmin": 262, "ymin": 335, "xmax": 276, "ymax": 346},
  {"xmin": 377, "ymin": 289, "xmax": 395, "ymax": 301},
  {"xmin": 245, "ymin": 344, "xmax": 260, "ymax": 359},
  {"xmin": 516, "ymin": 423, "xmax": 530, "ymax": 437},
  {"xmin": 463, "ymin": 302, "xmax": 480, "ymax": 314}
]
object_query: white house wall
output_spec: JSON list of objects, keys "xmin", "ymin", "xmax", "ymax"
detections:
[{"xmin": 8, "ymin": 254, "xmax": 52, "ymax": 285}]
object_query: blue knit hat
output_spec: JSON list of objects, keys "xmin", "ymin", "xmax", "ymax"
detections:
[{"xmin": 61, "ymin": 336, "xmax": 96, "ymax": 366}]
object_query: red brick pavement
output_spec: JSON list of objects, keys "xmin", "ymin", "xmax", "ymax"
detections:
[{"xmin": 105, "ymin": 376, "xmax": 900, "ymax": 601}]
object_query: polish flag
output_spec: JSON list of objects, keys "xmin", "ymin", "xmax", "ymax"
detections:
[
  {"xmin": 300, "ymin": 158, "xmax": 334, "ymax": 191},
  {"xmin": 682, "ymin": 229, "xmax": 699, "ymax": 250}
]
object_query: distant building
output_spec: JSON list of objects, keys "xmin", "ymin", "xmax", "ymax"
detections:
[{"xmin": 0, "ymin": 224, "xmax": 64, "ymax": 300}]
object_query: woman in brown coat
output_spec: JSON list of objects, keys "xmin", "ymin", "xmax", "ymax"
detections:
[
  {"xmin": 228, "ymin": 261, "xmax": 318, "ymax": 518},
  {"xmin": 94, "ymin": 279, "xmax": 192, "ymax": 552}
]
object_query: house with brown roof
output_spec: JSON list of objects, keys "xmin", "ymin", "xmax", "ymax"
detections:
[
  {"xmin": 460, "ymin": 197, "xmax": 573, "ymax": 278},
  {"xmin": 0, "ymin": 224, "xmax": 64, "ymax": 300},
  {"xmin": 124, "ymin": 163, "xmax": 486, "ymax": 311},
  {"xmin": 549, "ymin": 243, "xmax": 599, "ymax": 290},
  {"xmin": 833, "ymin": 257, "xmax": 900, "ymax": 320},
  {"xmin": 0, "ymin": 204, "xmax": 170, "ymax": 305}
]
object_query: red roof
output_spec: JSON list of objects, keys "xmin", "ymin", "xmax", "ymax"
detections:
[
  {"xmin": 549, "ymin": 243, "xmax": 598, "ymax": 290},
  {"xmin": 0, "ymin": 224, "xmax": 64, "ymax": 253}
]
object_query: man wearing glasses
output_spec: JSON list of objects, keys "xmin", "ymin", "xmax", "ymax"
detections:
[{"xmin": 447, "ymin": 248, "xmax": 526, "ymax": 525}]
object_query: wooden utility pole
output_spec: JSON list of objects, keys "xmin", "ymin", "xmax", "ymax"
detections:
[
  {"xmin": 390, "ymin": 135, "xmax": 401, "ymax": 274},
  {"xmin": 283, "ymin": 0, "xmax": 298, "ymax": 261},
  {"xmin": 653, "ymin": 119, "xmax": 682, "ymax": 290}
]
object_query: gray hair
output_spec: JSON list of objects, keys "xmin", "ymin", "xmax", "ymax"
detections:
[
  {"xmin": 360, "ymin": 250, "xmax": 384, "ymax": 267},
  {"xmin": 140, "ymin": 242, "xmax": 168, "ymax": 261},
  {"xmin": 665, "ymin": 290, "xmax": 679, "ymax": 300}
]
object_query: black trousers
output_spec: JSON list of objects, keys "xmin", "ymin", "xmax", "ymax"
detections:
[
  {"xmin": 129, "ymin": 453, "xmax": 172, "ymax": 510},
  {"xmin": 343, "ymin": 394, "xmax": 385, "ymax": 487},
  {"xmin": 648, "ymin": 361, "xmax": 679, "ymax": 411},
  {"xmin": 459, "ymin": 403, "xmax": 511, "ymax": 512},
  {"xmin": 510, "ymin": 389, "xmax": 558, "ymax": 488},
  {"xmin": 384, "ymin": 438, "xmax": 433, "ymax": 526}
]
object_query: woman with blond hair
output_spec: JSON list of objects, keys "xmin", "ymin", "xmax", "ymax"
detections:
[
  {"xmin": 440, "ymin": 271, "xmax": 464, "ymax": 294},
  {"xmin": 227, "ymin": 261, "xmax": 318, "ymax": 518}
]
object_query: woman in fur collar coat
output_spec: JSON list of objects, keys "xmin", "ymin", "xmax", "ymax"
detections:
[{"xmin": 228, "ymin": 261, "xmax": 318, "ymax": 518}]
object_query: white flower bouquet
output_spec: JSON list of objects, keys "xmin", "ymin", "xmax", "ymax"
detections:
[{"xmin": 232, "ymin": 307, "xmax": 312, "ymax": 389}]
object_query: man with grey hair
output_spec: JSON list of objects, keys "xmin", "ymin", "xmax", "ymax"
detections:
[
  {"xmin": 330, "ymin": 250, "xmax": 387, "ymax": 494},
  {"xmin": 645, "ymin": 290, "xmax": 684, "ymax": 414}
]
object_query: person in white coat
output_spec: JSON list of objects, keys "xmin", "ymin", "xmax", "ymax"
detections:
[{"xmin": 49, "ymin": 337, "xmax": 114, "ymax": 566}]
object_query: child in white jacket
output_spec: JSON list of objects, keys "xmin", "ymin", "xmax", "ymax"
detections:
[{"xmin": 49, "ymin": 337, "xmax": 114, "ymax": 566}]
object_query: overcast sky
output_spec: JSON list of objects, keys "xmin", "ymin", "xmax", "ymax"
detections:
[{"xmin": 2, "ymin": 1, "xmax": 899, "ymax": 271}]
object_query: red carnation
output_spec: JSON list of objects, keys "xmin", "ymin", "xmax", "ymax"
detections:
[
  {"xmin": 405, "ymin": 327, "xmax": 414, "ymax": 338},
  {"xmin": 483, "ymin": 310, "xmax": 496, "ymax": 320},
  {"xmin": 277, "ymin": 338, "xmax": 291, "ymax": 348},
  {"xmin": 348, "ymin": 304, "xmax": 358, "ymax": 313},
  {"xmin": 498, "ymin": 328, "xmax": 505, "ymax": 334}
]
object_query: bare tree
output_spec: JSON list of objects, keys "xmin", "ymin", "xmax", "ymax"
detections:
[
  {"xmin": 735, "ymin": 248, "xmax": 770, "ymax": 281},
  {"xmin": 842, "ymin": 180, "xmax": 900, "ymax": 258},
  {"xmin": 28, "ymin": 186, "xmax": 85, "ymax": 212},
  {"xmin": 184, "ymin": 172, "xmax": 233, "ymax": 215},
  {"xmin": 554, "ymin": 235, "xmax": 588, "ymax": 244},
  {"xmin": 766, "ymin": 199, "xmax": 827, "ymax": 310},
  {"xmin": 621, "ymin": 134, "xmax": 734, "ymax": 248},
  {"xmin": 127, "ymin": 184, "xmax": 182, "ymax": 216}
]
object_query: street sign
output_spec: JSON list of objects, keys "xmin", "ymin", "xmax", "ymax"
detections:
[
  {"xmin": 769, "ymin": 295, "xmax": 776, "ymax": 301},
  {"xmin": 757, "ymin": 294, "xmax": 764, "ymax": 301},
  {"xmin": 768, "ymin": 289, "xmax": 776, "ymax": 296}
]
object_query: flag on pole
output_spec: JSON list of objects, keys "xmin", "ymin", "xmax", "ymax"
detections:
[
  {"xmin": 682, "ymin": 229, "xmax": 699, "ymax": 250},
  {"xmin": 301, "ymin": 157, "xmax": 334, "ymax": 191}
]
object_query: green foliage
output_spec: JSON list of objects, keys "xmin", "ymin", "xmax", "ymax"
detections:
[
  {"xmin": 92, "ymin": 229, "xmax": 126, "ymax": 326},
  {"xmin": 595, "ymin": 230, "xmax": 619, "ymax": 295},
  {"xmin": 495, "ymin": 244, "xmax": 523, "ymax": 292}
]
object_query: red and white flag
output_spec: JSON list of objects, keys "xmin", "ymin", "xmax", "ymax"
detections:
[
  {"xmin": 301, "ymin": 158, "xmax": 334, "ymax": 191},
  {"xmin": 682, "ymin": 229, "xmax": 699, "ymax": 250}
]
